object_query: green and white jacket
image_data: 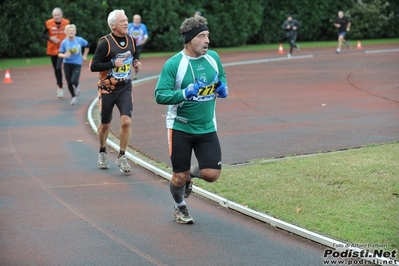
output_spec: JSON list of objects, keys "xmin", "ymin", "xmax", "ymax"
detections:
[{"xmin": 155, "ymin": 50, "xmax": 227, "ymax": 134}]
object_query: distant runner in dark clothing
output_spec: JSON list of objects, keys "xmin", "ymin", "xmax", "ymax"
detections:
[
  {"xmin": 282, "ymin": 14, "xmax": 300, "ymax": 58},
  {"xmin": 334, "ymin": 11, "xmax": 351, "ymax": 54}
]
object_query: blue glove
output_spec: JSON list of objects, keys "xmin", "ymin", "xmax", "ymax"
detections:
[
  {"xmin": 183, "ymin": 83, "xmax": 200, "ymax": 100},
  {"xmin": 215, "ymin": 81, "xmax": 228, "ymax": 98}
]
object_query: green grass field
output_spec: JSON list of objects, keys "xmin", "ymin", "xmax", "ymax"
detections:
[
  {"xmin": 3, "ymin": 39, "xmax": 399, "ymax": 252},
  {"xmin": 196, "ymin": 143, "xmax": 399, "ymax": 250}
]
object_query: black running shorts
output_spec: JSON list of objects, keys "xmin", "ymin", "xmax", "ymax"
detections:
[
  {"xmin": 99, "ymin": 88, "xmax": 133, "ymax": 124},
  {"xmin": 168, "ymin": 129, "xmax": 222, "ymax": 173}
]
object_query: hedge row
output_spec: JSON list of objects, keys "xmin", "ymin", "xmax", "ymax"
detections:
[{"xmin": 1, "ymin": 0, "xmax": 398, "ymax": 58}]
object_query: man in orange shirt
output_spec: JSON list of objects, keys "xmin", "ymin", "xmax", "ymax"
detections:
[{"xmin": 41, "ymin": 7, "xmax": 70, "ymax": 98}]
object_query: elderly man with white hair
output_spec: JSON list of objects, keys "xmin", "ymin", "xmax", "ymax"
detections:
[{"xmin": 90, "ymin": 9, "xmax": 142, "ymax": 173}]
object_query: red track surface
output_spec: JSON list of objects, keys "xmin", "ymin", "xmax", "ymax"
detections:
[
  {"xmin": 125, "ymin": 44, "xmax": 399, "ymax": 166},
  {"xmin": 1, "ymin": 43, "xmax": 398, "ymax": 265}
]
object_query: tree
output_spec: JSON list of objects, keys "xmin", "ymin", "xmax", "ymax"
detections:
[
  {"xmin": 0, "ymin": 0, "xmax": 398, "ymax": 58},
  {"xmin": 349, "ymin": 0, "xmax": 394, "ymax": 39}
]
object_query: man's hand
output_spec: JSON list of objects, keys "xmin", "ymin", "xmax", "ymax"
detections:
[
  {"xmin": 133, "ymin": 59, "xmax": 141, "ymax": 71},
  {"xmin": 113, "ymin": 58, "xmax": 124, "ymax": 67},
  {"xmin": 215, "ymin": 81, "xmax": 228, "ymax": 98},
  {"xmin": 50, "ymin": 36, "xmax": 60, "ymax": 44},
  {"xmin": 183, "ymin": 83, "xmax": 200, "ymax": 100}
]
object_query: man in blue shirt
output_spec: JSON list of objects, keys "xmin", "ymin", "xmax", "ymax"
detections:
[{"xmin": 128, "ymin": 14, "xmax": 148, "ymax": 79}]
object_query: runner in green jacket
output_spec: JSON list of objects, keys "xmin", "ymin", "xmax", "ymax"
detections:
[{"xmin": 155, "ymin": 16, "xmax": 228, "ymax": 224}]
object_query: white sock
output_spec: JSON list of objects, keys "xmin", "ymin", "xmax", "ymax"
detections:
[{"xmin": 175, "ymin": 200, "xmax": 186, "ymax": 208}]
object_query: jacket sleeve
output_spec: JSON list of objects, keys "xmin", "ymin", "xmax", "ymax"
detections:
[
  {"xmin": 90, "ymin": 39, "xmax": 114, "ymax": 72},
  {"xmin": 41, "ymin": 25, "xmax": 49, "ymax": 40},
  {"xmin": 154, "ymin": 62, "xmax": 185, "ymax": 105},
  {"xmin": 154, "ymin": 87, "xmax": 185, "ymax": 105},
  {"xmin": 281, "ymin": 21, "xmax": 288, "ymax": 30}
]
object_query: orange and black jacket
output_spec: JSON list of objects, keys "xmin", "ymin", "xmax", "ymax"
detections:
[{"xmin": 41, "ymin": 18, "xmax": 70, "ymax": 56}]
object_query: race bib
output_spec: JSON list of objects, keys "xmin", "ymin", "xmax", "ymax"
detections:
[{"xmin": 110, "ymin": 51, "xmax": 133, "ymax": 79}]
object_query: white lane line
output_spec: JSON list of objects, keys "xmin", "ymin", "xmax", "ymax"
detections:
[
  {"xmin": 365, "ymin": 48, "xmax": 399, "ymax": 54},
  {"xmin": 223, "ymin": 54, "xmax": 314, "ymax": 67}
]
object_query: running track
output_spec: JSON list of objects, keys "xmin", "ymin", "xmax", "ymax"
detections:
[{"xmin": 1, "ymin": 44, "xmax": 398, "ymax": 265}]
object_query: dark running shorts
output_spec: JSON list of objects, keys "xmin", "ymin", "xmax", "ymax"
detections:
[
  {"xmin": 168, "ymin": 129, "xmax": 222, "ymax": 173},
  {"xmin": 99, "ymin": 88, "xmax": 133, "ymax": 124}
]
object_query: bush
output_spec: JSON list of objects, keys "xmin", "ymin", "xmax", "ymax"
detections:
[{"xmin": 0, "ymin": 0, "xmax": 398, "ymax": 58}]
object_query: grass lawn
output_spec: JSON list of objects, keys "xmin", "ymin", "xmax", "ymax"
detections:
[
  {"xmin": 195, "ymin": 142, "xmax": 399, "ymax": 251},
  {"xmin": 3, "ymin": 39, "xmax": 399, "ymax": 253}
]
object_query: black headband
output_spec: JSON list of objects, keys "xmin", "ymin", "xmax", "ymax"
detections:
[{"xmin": 182, "ymin": 24, "xmax": 208, "ymax": 44}]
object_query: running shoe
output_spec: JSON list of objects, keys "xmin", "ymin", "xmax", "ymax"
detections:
[
  {"xmin": 184, "ymin": 180, "xmax": 193, "ymax": 198},
  {"xmin": 345, "ymin": 41, "xmax": 350, "ymax": 49},
  {"xmin": 296, "ymin": 44, "xmax": 300, "ymax": 52},
  {"xmin": 336, "ymin": 48, "xmax": 341, "ymax": 54},
  {"xmin": 173, "ymin": 206, "xmax": 194, "ymax": 224},
  {"xmin": 116, "ymin": 155, "xmax": 131, "ymax": 173},
  {"xmin": 98, "ymin": 152, "xmax": 109, "ymax": 169},
  {"xmin": 287, "ymin": 53, "xmax": 292, "ymax": 59},
  {"xmin": 57, "ymin": 88, "xmax": 63, "ymax": 98},
  {"xmin": 70, "ymin": 96, "xmax": 77, "ymax": 105}
]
